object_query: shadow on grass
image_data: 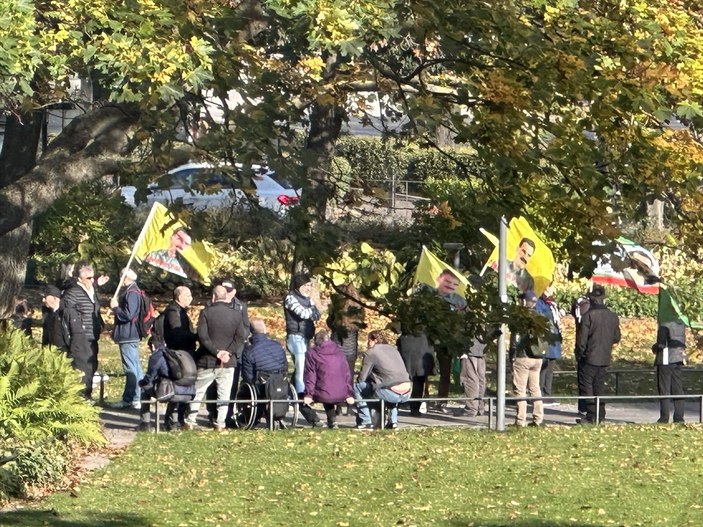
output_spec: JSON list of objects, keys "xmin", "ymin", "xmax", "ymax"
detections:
[
  {"xmin": 0, "ymin": 509, "xmax": 149, "ymax": 527},
  {"xmin": 446, "ymin": 520, "xmax": 609, "ymax": 527}
]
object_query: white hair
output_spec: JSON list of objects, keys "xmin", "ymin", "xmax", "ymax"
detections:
[{"xmin": 121, "ymin": 268, "xmax": 138, "ymax": 281}]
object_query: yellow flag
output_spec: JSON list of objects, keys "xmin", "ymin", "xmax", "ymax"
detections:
[
  {"xmin": 482, "ymin": 217, "xmax": 555, "ymax": 296},
  {"xmin": 134, "ymin": 203, "xmax": 216, "ymax": 284},
  {"xmin": 413, "ymin": 246, "xmax": 468, "ymax": 298}
]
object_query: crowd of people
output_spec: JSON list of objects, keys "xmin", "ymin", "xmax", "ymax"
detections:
[{"xmin": 10, "ymin": 259, "xmax": 690, "ymax": 431}]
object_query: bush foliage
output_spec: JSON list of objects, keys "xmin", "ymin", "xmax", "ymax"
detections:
[{"xmin": 0, "ymin": 326, "xmax": 104, "ymax": 503}]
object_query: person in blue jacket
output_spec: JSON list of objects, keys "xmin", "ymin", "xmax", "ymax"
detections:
[{"xmin": 535, "ymin": 283, "xmax": 562, "ymax": 406}]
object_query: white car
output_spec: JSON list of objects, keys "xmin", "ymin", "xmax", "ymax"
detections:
[{"xmin": 121, "ymin": 162, "xmax": 300, "ymax": 212}]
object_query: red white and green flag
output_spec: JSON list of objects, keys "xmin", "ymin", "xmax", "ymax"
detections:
[{"xmin": 592, "ymin": 237, "xmax": 660, "ymax": 295}]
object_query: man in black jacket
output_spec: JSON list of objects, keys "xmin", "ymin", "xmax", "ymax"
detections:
[
  {"xmin": 163, "ymin": 286, "xmax": 198, "ymax": 352},
  {"xmin": 41, "ymin": 285, "xmax": 70, "ymax": 352},
  {"xmin": 575, "ymin": 285, "xmax": 621, "ymax": 424},
  {"xmin": 185, "ymin": 285, "xmax": 247, "ymax": 431},
  {"xmin": 61, "ymin": 262, "xmax": 105, "ymax": 399}
]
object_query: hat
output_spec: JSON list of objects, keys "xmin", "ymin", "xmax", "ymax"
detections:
[
  {"xmin": 291, "ymin": 273, "xmax": 311, "ymax": 291},
  {"xmin": 220, "ymin": 279, "xmax": 236, "ymax": 292},
  {"xmin": 520, "ymin": 289, "xmax": 538, "ymax": 303},
  {"xmin": 43, "ymin": 285, "xmax": 62, "ymax": 298},
  {"xmin": 589, "ymin": 285, "xmax": 606, "ymax": 300}
]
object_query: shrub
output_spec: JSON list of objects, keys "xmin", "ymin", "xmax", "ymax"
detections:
[{"xmin": 0, "ymin": 326, "xmax": 104, "ymax": 503}]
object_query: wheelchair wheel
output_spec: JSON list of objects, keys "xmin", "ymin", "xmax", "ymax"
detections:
[
  {"xmin": 278, "ymin": 383, "xmax": 299, "ymax": 430},
  {"xmin": 233, "ymin": 382, "xmax": 257, "ymax": 430}
]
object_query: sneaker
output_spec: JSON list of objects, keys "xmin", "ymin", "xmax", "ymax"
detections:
[
  {"xmin": 528, "ymin": 422, "xmax": 542, "ymax": 427},
  {"xmin": 355, "ymin": 423, "xmax": 374, "ymax": 431},
  {"xmin": 385, "ymin": 422, "xmax": 398, "ymax": 430},
  {"xmin": 131, "ymin": 401, "xmax": 142, "ymax": 410}
]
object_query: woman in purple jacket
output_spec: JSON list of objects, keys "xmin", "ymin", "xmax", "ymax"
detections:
[{"xmin": 303, "ymin": 331, "xmax": 355, "ymax": 429}]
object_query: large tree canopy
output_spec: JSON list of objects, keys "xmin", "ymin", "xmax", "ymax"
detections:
[{"xmin": 1, "ymin": 0, "xmax": 703, "ymax": 317}]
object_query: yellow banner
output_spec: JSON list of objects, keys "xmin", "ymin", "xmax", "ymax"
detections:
[
  {"xmin": 482, "ymin": 217, "xmax": 555, "ymax": 296},
  {"xmin": 413, "ymin": 246, "xmax": 468, "ymax": 298},
  {"xmin": 134, "ymin": 203, "xmax": 215, "ymax": 284}
]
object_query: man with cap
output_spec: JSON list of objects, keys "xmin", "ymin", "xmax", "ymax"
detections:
[
  {"xmin": 41, "ymin": 285, "xmax": 70, "ymax": 351},
  {"xmin": 575, "ymin": 285, "xmax": 621, "ymax": 425},
  {"xmin": 109, "ymin": 268, "xmax": 145, "ymax": 409},
  {"xmin": 284, "ymin": 273, "xmax": 322, "ymax": 425}
]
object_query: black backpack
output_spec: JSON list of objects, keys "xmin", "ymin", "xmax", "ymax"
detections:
[
  {"xmin": 134, "ymin": 290, "xmax": 156, "ymax": 339},
  {"xmin": 264, "ymin": 373, "xmax": 289, "ymax": 420},
  {"xmin": 163, "ymin": 348, "xmax": 197, "ymax": 386}
]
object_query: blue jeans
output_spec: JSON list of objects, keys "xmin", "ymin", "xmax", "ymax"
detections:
[
  {"xmin": 354, "ymin": 381, "xmax": 410, "ymax": 426},
  {"xmin": 119, "ymin": 341, "xmax": 143, "ymax": 404},
  {"xmin": 286, "ymin": 334, "xmax": 308, "ymax": 394}
]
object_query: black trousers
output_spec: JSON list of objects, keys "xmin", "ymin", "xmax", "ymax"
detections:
[
  {"xmin": 577, "ymin": 362, "xmax": 608, "ymax": 423},
  {"xmin": 410, "ymin": 376, "xmax": 427, "ymax": 414},
  {"xmin": 657, "ymin": 362, "xmax": 685, "ymax": 423}
]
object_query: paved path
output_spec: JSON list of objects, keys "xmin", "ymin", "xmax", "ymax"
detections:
[{"xmin": 99, "ymin": 396, "xmax": 700, "ymax": 440}]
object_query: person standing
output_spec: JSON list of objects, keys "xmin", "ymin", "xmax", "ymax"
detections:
[
  {"xmin": 457, "ymin": 326, "xmax": 499, "ymax": 417},
  {"xmin": 397, "ymin": 330, "xmax": 435, "ymax": 417},
  {"xmin": 430, "ymin": 269, "xmax": 467, "ymax": 413},
  {"xmin": 652, "ymin": 319, "xmax": 687, "ymax": 424},
  {"xmin": 570, "ymin": 291, "xmax": 591, "ymax": 415},
  {"xmin": 109, "ymin": 268, "xmax": 145, "ymax": 409},
  {"xmin": 41, "ymin": 285, "xmax": 71, "ymax": 352},
  {"xmin": 510, "ymin": 290, "xmax": 545, "ymax": 427},
  {"xmin": 535, "ymin": 284, "xmax": 562, "ymax": 405},
  {"xmin": 185, "ymin": 285, "xmax": 247, "ymax": 431},
  {"xmin": 162, "ymin": 285, "xmax": 198, "ymax": 428},
  {"xmin": 62, "ymin": 261, "xmax": 105, "ymax": 400},
  {"xmin": 283, "ymin": 273, "xmax": 321, "ymax": 425},
  {"xmin": 575, "ymin": 285, "xmax": 621, "ymax": 425},
  {"xmin": 327, "ymin": 283, "xmax": 365, "ymax": 386}
]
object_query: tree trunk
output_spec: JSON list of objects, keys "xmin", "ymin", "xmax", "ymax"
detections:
[
  {"xmin": 0, "ymin": 104, "xmax": 139, "ymax": 317},
  {"xmin": 303, "ymin": 100, "xmax": 344, "ymax": 222},
  {"xmin": 0, "ymin": 224, "xmax": 33, "ymax": 319}
]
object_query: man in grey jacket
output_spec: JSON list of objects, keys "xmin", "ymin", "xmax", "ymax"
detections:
[{"xmin": 354, "ymin": 330, "xmax": 411, "ymax": 430}]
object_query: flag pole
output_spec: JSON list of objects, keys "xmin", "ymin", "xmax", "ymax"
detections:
[
  {"xmin": 111, "ymin": 202, "xmax": 160, "ymax": 303},
  {"xmin": 496, "ymin": 216, "xmax": 508, "ymax": 431}
]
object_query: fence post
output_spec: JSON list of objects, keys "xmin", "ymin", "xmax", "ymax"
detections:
[
  {"xmin": 614, "ymin": 372, "xmax": 619, "ymax": 396},
  {"xmin": 155, "ymin": 400, "xmax": 160, "ymax": 433},
  {"xmin": 488, "ymin": 398, "xmax": 494, "ymax": 430},
  {"xmin": 379, "ymin": 399, "xmax": 385, "ymax": 430},
  {"xmin": 595, "ymin": 396, "xmax": 600, "ymax": 425}
]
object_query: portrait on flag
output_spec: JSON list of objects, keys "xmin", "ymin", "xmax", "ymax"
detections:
[
  {"xmin": 413, "ymin": 246, "xmax": 469, "ymax": 299},
  {"xmin": 134, "ymin": 203, "xmax": 215, "ymax": 284},
  {"xmin": 482, "ymin": 217, "xmax": 555, "ymax": 296}
]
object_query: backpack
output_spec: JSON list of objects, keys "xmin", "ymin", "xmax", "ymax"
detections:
[
  {"xmin": 264, "ymin": 373, "xmax": 289, "ymax": 420},
  {"xmin": 134, "ymin": 290, "xmax": 156, "ymax": 339},
  {"xmin": 163, "ymin": 348, "xmax": 197, "ymax": 386}
]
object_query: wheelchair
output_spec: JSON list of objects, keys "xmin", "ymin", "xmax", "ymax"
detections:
[{"xmin": 232, "ymin": 377, "xmax": 299, "ymax": 430}]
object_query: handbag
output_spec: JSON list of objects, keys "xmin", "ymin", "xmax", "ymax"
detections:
[{"xmin": 155, "ymin": 378, "xmax": 175, "ymax": 402}]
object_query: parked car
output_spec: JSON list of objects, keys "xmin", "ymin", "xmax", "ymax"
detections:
[{"xmin": 120, "ymin": 162, "xmax": 300, "ymax": 212}]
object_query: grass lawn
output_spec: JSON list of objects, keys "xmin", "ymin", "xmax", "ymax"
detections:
[{"xmin": 5, "ymin": 425, "xmax": 703, "ymax": 526}]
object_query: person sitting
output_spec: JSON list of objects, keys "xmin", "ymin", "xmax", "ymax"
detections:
[
  {"xmin": 354, "ymin": 330, "xmax": 412, "ymax": 430},
  {"xmin": 137, "ymin": 337, "xmax": 196, "ymax": 432},
  {"xmin": 303, "ymin": 331, "xmax": 355, "ymax": 429},
  {"xmin": 241, "ymin": 318, "xmax": 289, "ymax": 428}
]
